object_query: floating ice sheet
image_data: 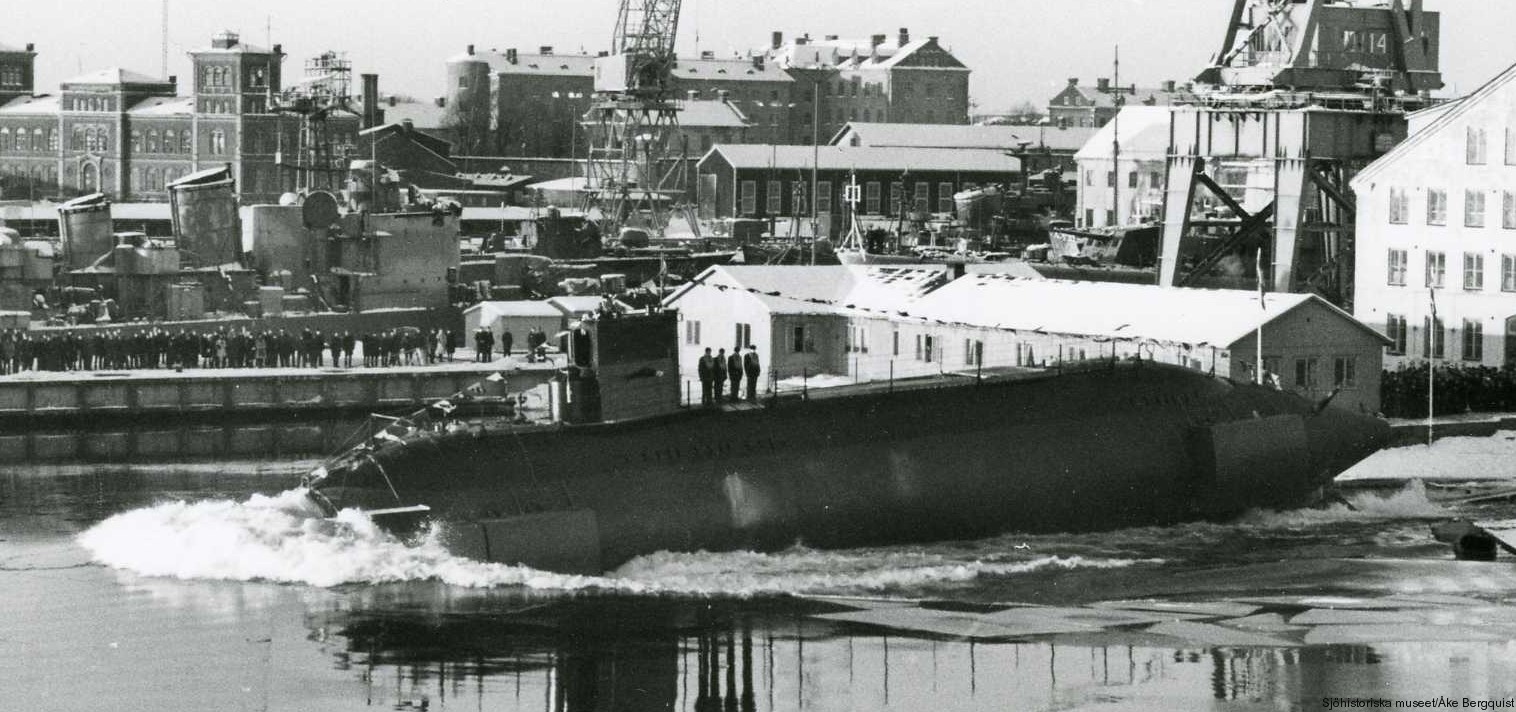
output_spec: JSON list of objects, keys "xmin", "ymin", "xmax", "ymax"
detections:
[
  {"xmin": 1146, "ymin": 620, "xmax": 1299, "ymax": 648},
  {"xmin": 815, "ymin": 606, "xmax": 1098, "ymax": 640},
  {"xmin": 1303, "ymin": 624, "xmax": 1510, "ymax": 645},
  {"xmin": 1092, "ymin": 600, "xmax": 1260, "ymax": 618},
  {"xmin": 1289, "ymin": 608, "xmax": 1423, "ymax": 625},
  {"xmin": 1218, "ymin": 613, "xmax": 1308, "ymax": 632}
]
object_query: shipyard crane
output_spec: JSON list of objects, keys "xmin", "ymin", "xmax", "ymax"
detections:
[
  {"xmin": 273, "ymin": 51, "xmax": 359, "ymax": 195},
  {"xmin": 583, "ymin": 0, "xmax": 686, "ymax": 238}
]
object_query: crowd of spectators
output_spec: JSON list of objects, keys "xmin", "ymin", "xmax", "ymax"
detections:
[{"xmin": 1380, "ymin": 364, "xmax": 1516, "ymax": 418}]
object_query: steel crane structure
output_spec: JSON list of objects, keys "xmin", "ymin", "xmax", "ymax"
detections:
[
  {"xmin": 583, "ymin": 0, "xmax": 686, "ymax": 237},
  {"xmin": 273, "ymin": 51, "xmax": 359, "ymax": 195},
  {"xmin": 1156, "ymin": 0, "xmax": 1442, "ymax": 309}
]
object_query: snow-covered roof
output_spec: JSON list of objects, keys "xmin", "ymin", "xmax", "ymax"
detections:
[
  {"xmin": 909, "ymin": 275, "xmax": 1388, "ymax": 348},
  {"xmin": 1353, "ymin": 61, "xmax": 1516, "ymax": 189},
  {"xmin": 667, "ymin": 264, "xmax": 952, "ymax": 316},
  {"xmin": 0, "ymin": 94, "xmax": 59, "ymax": 115},
  {"xmin": 63, "ymin": 67, "xmax": 168, "ymax": 86},
  {"xmin": 1073, "ymin": 106, "xmax": 1173, "ymax": 162},
  {"xmin": 465, "ymin": 300, "xmax": 564, "ymax": 319},
  {"xmin": 705, "ymin": 144, "xmax": 1020, "ymax": 173},
  {"xmin": 127, "ymin": 96, "xmax": 195, "ymax": 116}
]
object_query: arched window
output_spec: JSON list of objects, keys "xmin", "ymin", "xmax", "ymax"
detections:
[
  {"xmin": 1, "ymin": 128, "xmax": 11, "ymax": 151},
  {"xmin": 144, "ymin": 167, "xmax": 158, "ymax": 192},
  {"xmin": 164, "ymin": 129, "xmax": 176, "ymax": 153},
  {"xmin": 84, "ymin": 127, "xmax": 97, "ymax": 152},
  {"xmin": 210, "ymin": 129, "xmax": 226, "ymax": 155},
  {"xmin": 180, "ymin": 130, "xmax": 191, "ymax": 153},
  {"xmin": 147, "ymin": 129, "xmax": 160, "ymax": 153},
  {"xmin": 31, "ymin": 128, "xmax": 42, "ymax": 151},
  {"xmin": 48, "ymin": 128, "xmax": 58, "ymax": 151},
  {"xmin": 131, "ymin": 129, "xmax": 142, "ymax": 152}
]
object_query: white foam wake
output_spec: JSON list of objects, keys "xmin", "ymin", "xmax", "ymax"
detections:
[
  {"xmin": 76, "ymin": 489, "xmax": 1161, "ymax": 595},
  {"xmin": 1236, "ymin": 480, "xmax": 1445, "ymax": 528}
]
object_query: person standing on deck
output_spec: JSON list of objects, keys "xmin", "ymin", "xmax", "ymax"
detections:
[
  {"xmin": 697, "ymin": 348, "xmax": 716, "ymax": 406},
  {"xmin": 713, "ymin": 348, "xmax": 727, "ymax": 401},
  {"xmin": 743, "ymin": 345, "xmax": 761, "ymax": 402},
  {"xmin": 726, "ymin": 349, "xmax": 742, "ymax": 402}
]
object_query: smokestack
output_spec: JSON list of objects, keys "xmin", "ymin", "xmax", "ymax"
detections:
[
  {"xmin": 772, "ymin": 31, "xmax": 783, "ymax": 50},
  {"xmin": 361, "ymin": 73, "xmax": 379, "ymax": 129},
  {"xmin": 898, "ymin": 28, "xmax": 910, "ymax": 46},
  {"xmin": 1097, "ymin": 77, "xmax": 1111, "ymax": 92}
]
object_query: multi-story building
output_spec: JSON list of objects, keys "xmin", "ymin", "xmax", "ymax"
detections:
[
  {"xmin": 0, "ymin": 32, "xmax": 361, "ymax": 205},
  {"xmin": 446, "ymin": 45, "xmax": 791, "ymax": 158},
  {"xmin": 1352, "ymin": 63, "xmax": 1516, "ymax": 368},
  {"xmin": 765, "ymin": 29, "xmax": 971, "ymax": 145},
  {"xmin": 1048, "ymin": 77, "xmax": 1195, "ymax": 129},
  {"xmin": 1072, "ymin": 106, "xmax": 1172, "ymax": 228}
]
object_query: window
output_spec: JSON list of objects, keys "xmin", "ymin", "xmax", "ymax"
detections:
[
  {"xmin": 915, "ymin": 334, "xmax": 935, "ymax": 363},
  {"xmin": 1504, "ymin": 255, "xmax": 1516, "ymax": 292},
  {"xmin": 1467, "ymin": 127, "xmax": 1488, "ymax": 165},
  {"xmin": 1084, "ymin": 208, "xmax": 1095, "ymax": 227},
  {"xmin": 1127, "ymin": 172, "xmax": 1138, "ymax": 189},
  {"xmin": 892, "ymin": 331, "xmax": 899, "ymax": 357},
  {"xmin": 1463, "ymin": 319, "xmax": 1484, "ymax": 362},
  {"xmin": 47, "ymin": 128, "xmax": 56, "ymax": 151},
  {"xmin": 766, "ymin": 180, "xmax": 781, "ymax": 214},
  {"xmin": 71, "ymin": 126, "xmax": 83, "ymax": 151},
  {"xmin": 964, "ymin": 339, "xmax": 983, "ymax": 367},
  {"xmin": 1424, "ymin": 316, "xmax": 1446, "ymax": 359},
  {"xmin": 1464, "ymin": 252, "xmax": 1485, "ymax": 291},
  {"xmin": 1507, "ymin": 128, "xmax": 1516, "ymax": 166},
  {"xmin": 1084, "ymin": 170, "xmax": 1093, "ymax": 186},
  {"xmin": 889, "ymin": 182, "xmax": 903, "ymax": 216},
  {"xmin": 130, "ymin": 129, "xmax": 141, "ymax": 152},
  {"xmin": 1389, "ymin": 187, "xmax": 1408, "ymax": 224},
  {"xmin": 1150, "ymin": 171, "xmax": 1163, "ymax": 188},
  {"xmin": 1387, "ymin": 249, "xmax": 1407, "ymax": 286},
  {"xmin": 685, "ymin": 320, "xmax": 700, "ymax": 345},
  {"xmin": 865, "ymin": 182, "xmax": 880, "ymax": 213},
  {"xmin": 1466, "ymin": 190, "xmax": 1486, "ymax": 227},
  {"xmin": 1293, "ymin": 357, "xmax": 1319, "ymax": 389},
  {"xmin": 847, "ymin": 326, "xmax": 869, "ymax": 354},
  {"xmin": 30, "ymin": 127, "xmax": 40, "ymax": 151},
  {"xmin": 1505, "ymin": 191, "xmax": 1516, "ymax": 230},
  {"xmin": 1333, "ymin": 357, "xmax": 1357, "ymax": 388},
  {"xmin": 1386, "ymin": 314, "xmax": 1407, "ymax": 355},
  {"xmin": 739, "ymin": 180, "xmax": 757, "ymax": 215},
  {"xmin": 938, "ymin": 182, "xmax": 954, "ymax": 213},
  {"xmin": 1106, "ymin": 171, "xmax": 1115, "ymax": 188},
  {"xmin": 147, "ymin": 129, "xmax": 160, "ymax": 153},
  {"xmin": 210, "ymin": 129, "xmax": 226, "ymax": 155},
  {"xmin": 165, "ymin": 129, "xmax": 176, "ymax": 154},
  {"xmin": 816, "ymin": 181, "xmax": 832, "ymax": 214},
  {"xmin": 179, "ymin": 131, "xmax": 191, "ymax": 153},
  {"xmin": 1425, "ymin": 251, "xmax": 1445, "ymax": 288},
  {"xmin": 1427, "ymin": 189, "xmax": 1447, "ymax": 225},
  {"xmin": 913, "ymin": 183, "xmax": 929, "ymax": 212},
  {"xmin": 733, "ymin": 323, "xmax": 751, "ymax": 350},
  {"xmin": 1105, "ymin": 209, "xmax": 1116, "ymax": 226},
  {"xmin": 790, "ymin": 325, "xmax": 814, "ymax": 354}
]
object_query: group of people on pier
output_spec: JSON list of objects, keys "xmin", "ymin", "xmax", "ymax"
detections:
[
  {"xmin": 0, "ymin": 325, "xmax": 470, "ymax": 375},
  {"xmin": 697, "ymin": 345, "xmax": 761, "ymax": 405}
]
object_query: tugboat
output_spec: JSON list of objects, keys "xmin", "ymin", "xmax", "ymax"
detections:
[{"xmin": 304, "ymin": 310, "xmax": 1390, "ymax": 574}]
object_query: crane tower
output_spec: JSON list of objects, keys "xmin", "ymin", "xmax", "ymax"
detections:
[{"xmin": 584, "ymin": 0, "xmax": 686, "ymax": 237}]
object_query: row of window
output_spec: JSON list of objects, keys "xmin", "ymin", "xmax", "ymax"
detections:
[
  {"xmin": 131, "ymin": 128, "xmax": 192, "ymax": 155},
  {"xmin": 1386, "ymin": 249, "xmax": 1516, "ymax": 292},
  {"xmin": 65, "ymin": 96, "xmax": 117, "ymax": 113},
  {"xmin": 132, "ymin": 166, "xmax": 189, "ymax": 193},
  {"xmin": 738, "ymin": 179, "xmax": 959, "ymax": 216},
  {"xmin": 0, "ymin": 125, "xmax": 233, "ymax": 156},
  {"xmin": 0, "ymin": 65, "xmax": 23, "ymax": 88},
  {"xmin": 1384, "ymin": 314, "xmax": 1488, "ymax": 362},
  {"xmin": 1258, "ymin": 355, "xmax": 1359, "ymax": 390},
  {"xmin": 1463, "ymin": 127, "xmax": 1516, "ymax": 166},
  {"xmin": 200, "ymin": 65, "xmax": 267, "ymax": 91},
  {"xmin": 1387, "ymin": 187, "xmax": 1516, "ymax": 228},
  {"xmin": 0, "ymin": 126, "xmax": 56, "ymax": 152},
  {"xmin": 1085, "ymin": 169, "xmax": 1164, "ymax": 189}
]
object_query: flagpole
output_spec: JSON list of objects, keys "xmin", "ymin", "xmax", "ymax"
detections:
[
  {"xmin": 1428, "ymin": 288, "xmax": 1437, "ymax": 446},
  {"xmin": 1256, "ymin": 248, "xmax": 1265, "ymax": 385}
]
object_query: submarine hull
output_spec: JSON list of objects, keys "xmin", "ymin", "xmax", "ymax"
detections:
[{"xmin": 312, "ymin": 363, "xmax": 1390, "ymax": 573}]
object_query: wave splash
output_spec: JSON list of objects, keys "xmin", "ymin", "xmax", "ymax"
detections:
[
  {"xmin": 75, "ymin": 489, "xmax": 1157, "ymax": 595},
  {"xmin": 1236, "ymin": 479, "xmax": 1445, "ymax": 529}
]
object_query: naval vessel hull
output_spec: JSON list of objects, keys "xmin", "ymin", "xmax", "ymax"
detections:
[{"xmin": 309, "ymin": 363, "xmax": 1389, "ymax": 573}]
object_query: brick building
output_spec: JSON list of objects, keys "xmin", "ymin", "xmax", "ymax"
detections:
[
  {"xmin": 0, "ymin": 32, "xmax": 361, "ymax": 205},
  {"xmin": 446, "ymin": 45, "xmax": 791, "ymax": 158},
  {"xmin": 1048, "ymin": 77, "xmax": 1195, "ymax": 129}
]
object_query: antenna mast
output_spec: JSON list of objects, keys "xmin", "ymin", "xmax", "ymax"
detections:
[{"xmin": 160, "ymin": 0, "xmax": 169, "ymax": 78}]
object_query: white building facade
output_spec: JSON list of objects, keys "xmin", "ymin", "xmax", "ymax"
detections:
[
  {"xmin": 1073, "ymin": 106, "xmax": 1172, "ymax": 228},
  {"xmin": 1352, "ymin": 66, "xmax": 1516, "ymax": 369}
]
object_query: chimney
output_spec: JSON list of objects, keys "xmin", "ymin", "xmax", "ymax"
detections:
[
  {"xmin": 540, "ymin": 46, "xmax": 553, "ymax": 55},
  {"xmin": 168, "ymin": 75, "xmax": 177, "ymax": 86},
  {"xmin": 825, "ymin": 35, "xmax": 839, "ymax": 41},
  {"xmin": 946, "ymin": 258, "xmax": 967, "ymax": 281},
  {"xmin": 434, "ymin": 97, "xmax": 445, "ymax": 108},
  {"xmin": 272, "ymin": 44, "xmax": 282, "ymax": 56},
  {"xmin": 387, "ymin": 95, "xmax": 397, "ymax": 107},
  {"xmin": 1096, "ymin": 77, "xmax": 1111, "ymax": 92},
  {"xmin": 1067, "ymin": 77, "xmax": 1078, "ymax": 86},
  {"xmin": 898, "ymin": 28, "xmax": 910, "ymax": 46},
  {"xmin": 466, "ymin": 44, "xmax": 475, "ymax": 56},
  {"xmin": 506, "ymin": 48, "xmax": 518, "ymax": 64},
  {"xmin": 772, "ymin": 31, "xmax": 784, "ymax": 50},
  {"xmin": 597, "ymin": 50, "xmax": 609, "ymax": 57},
  {"xmin": 871, "ymin": 34, "xmax": 886, "ymax": 48},
  {"xmin": 753, "ymin": 54, "xmax": 765, "ymax": 70},
  {"xmin": 1161, "ymin": 79, "xmax": 1177, "ymax": 92},
  {"xmin": 25, "ymin": 43, "xmax": 34, "ymax": 52},
  {"xmin": 796, "ymin": 36, "xmax": 809, "ymax": 46},
  {"xmin": 701, "ymin": 50, "xmax": 715, "ymax": 60},
  {"xmin": 361, "ymin": 73, "xmax": 380, "ymax": 129}
]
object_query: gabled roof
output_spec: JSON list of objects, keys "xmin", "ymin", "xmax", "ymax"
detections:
[
  {"xmin": 1353, "ymin": 61, "xmax": 1516, "ymax": 189},
  {"xmin": 360, "ymin": 121, "xmax": 454, "ymax": 159},
  {"xmin": 1073, "ymin": 106, "xmax": 1173, "ymax": 162},
  {"xmin": 127, "ymin": 96, "xmax": 195, "ymax": 116},
  {"xmin": 1054, "ymin": 83, "xmax": 1196, "ymax": 109},
  {"xmin": 674, "ymin": 57, "xmax": 792, "ymax": 83},
  {"xmin": 465, "ymin": 300, "xmax": 564, "ymax": 319},
  {"xmin": 63, "ymin": 67, "xmax": 169, "ymax": 86},
  {"xmin": 455, "ymin": 50, "xmax": 599, "ymax": 77},
  {"xmin": 910, "ymin": 276, "xmax": 1390, "ymax": 347},
  {"xmin": 704, "ymin": 144, "xmax": 1020, "ymax": 173},
  {"xmin": 832, "ymin": 122, "xmax": 1094, "ymax": 153}
]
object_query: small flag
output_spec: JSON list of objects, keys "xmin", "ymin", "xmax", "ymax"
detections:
[{"xmin": 486, "ymin": 372, "xmax": 505, "ymax": 383}]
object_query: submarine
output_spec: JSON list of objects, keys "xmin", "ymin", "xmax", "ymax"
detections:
[{"xmin": 304, "ymin": 310, "xmax": 1391, "ymax": 574}]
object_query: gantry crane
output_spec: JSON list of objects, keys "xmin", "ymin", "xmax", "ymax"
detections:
[{"xmin": 583, "ymin": 0, "xmax": 685, "ymax": 238}]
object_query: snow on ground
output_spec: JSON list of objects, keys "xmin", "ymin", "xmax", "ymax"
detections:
[{"xmin": 1337, "ymin": 432, "xmax": 1516, "ymax": 483}]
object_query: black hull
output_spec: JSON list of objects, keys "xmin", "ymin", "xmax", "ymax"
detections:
[{"xmin": 313, "ymin": 364, "xmax": 1389, "ymax": 573}]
